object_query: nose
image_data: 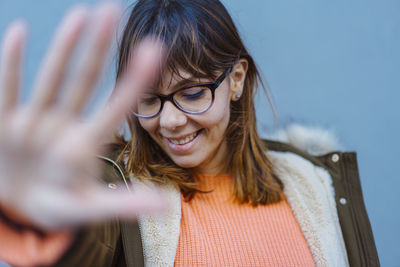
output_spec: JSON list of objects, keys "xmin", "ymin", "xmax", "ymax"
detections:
[{"xmin": 159, "ymin": 101, "xmax": 187, "ymax": 130}]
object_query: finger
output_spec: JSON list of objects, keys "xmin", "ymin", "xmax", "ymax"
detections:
[
  {"xmin": 23, "ymin": 183, "xmax": 167, "ymax": 229},
  {"xmin": 61, "ymin": 2, "xmax": 121, "ymax": 115},
  {"xmin": 69, "ymin": 185, "xmax": 167, "ymax": 226},
  {"xmin": 30, "ymin": 5, "xmax": 88, "ymax": 112},
  {"xmin": 0, "ymin": 20, "xmax": 27, "ymax": 114},
  {"xmin": 89, "ymin": 39, "xmax": 164, "ymax": 142}
]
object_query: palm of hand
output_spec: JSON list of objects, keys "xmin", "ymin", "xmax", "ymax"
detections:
[{"xmin": 0, "ymin": 3, "xmax": 165, "ymax": 229}]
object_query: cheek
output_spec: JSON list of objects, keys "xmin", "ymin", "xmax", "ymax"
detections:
[
  {"xmin": 198, "ymin": 90, "xmax": 231, "ymax": 134},
  {"xmin": 138, "ymin": 118, "xmax": 158, "ymax": 137}
]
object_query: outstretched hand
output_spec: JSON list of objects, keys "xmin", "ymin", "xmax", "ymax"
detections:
[{"xmin": 0, "ymin": 3, "xmax": 165, "ymax": 230}]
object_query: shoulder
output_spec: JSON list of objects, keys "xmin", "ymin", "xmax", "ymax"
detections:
[
  {"xmin": 263, "ymin": 124, "xmax": 341, "ymax": 206},
  {"xmin": 261, "ymin": 124, "xmax": 357, "ymax": 196},
  {"xmin": 262, "ymin": 123, "xmax": 344, "ymax": 170},
  {"xmin": 262, "ymin": 124, "xmax": 348, "ymax": 201}
]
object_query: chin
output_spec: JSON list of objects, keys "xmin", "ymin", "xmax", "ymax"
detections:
[{"xmin": 170, "ymin": 156, "xmax": 201, "ymax": 169}]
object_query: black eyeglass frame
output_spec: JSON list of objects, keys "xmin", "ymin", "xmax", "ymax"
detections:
[{"xmin": 134, "ymin": 67, "xmax": 232, "ymax": 118}]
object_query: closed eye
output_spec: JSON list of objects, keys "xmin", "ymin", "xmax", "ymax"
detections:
[
  {"xmin": 139, "ymin": 96, "xmax": 159, "ymax": 105},
  {"xmin": 180, "ymin": 88, "xmax": 207, "ymax": 101}
]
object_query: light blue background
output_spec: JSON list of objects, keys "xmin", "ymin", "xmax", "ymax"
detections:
[{"xmin": 0, "ymin": 1, "xmax": 398, "ymax": 266}]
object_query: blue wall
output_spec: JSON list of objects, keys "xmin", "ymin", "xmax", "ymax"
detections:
[{"xmin": 1, "ymin": 1, "xmax": 398, "ymax": 266}]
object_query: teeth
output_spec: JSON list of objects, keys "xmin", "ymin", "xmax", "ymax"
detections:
[{"xmin": 169, "ymin": 132, "xmax": 198, "ymax": 145}]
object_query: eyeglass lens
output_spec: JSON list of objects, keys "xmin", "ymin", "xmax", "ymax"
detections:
[{"xmin": 135, "ymin": 86, "xmax": 213, "ymax": 117}]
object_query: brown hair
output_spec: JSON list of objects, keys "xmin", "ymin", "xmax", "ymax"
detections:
[{"xmin": 116, "ymin": 0, "xmax": 283, "ymax": 205}]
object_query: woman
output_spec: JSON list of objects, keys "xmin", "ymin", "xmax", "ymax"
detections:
[{"xmin": 0, "ymin": 0, "xmax": 378, "ymax": 266}]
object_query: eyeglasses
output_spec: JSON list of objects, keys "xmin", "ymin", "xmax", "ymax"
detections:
[{"xmin": 133, "ymin": 67, "xmax": 232, "ymax": 118}]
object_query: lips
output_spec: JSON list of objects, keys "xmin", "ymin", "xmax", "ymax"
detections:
[{"xmin": 167, "ymin": 131, "xmax": 199, "ymax": 145}]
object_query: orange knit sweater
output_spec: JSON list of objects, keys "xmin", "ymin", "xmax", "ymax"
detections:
[{"xmin": 174, "ymin": 174, "xmax": 315, "ymax": 266}]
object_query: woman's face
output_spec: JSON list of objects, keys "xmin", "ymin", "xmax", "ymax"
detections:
[{"xmin": 138, "ymin": 61, "xmax": 246, "ymax": 174}]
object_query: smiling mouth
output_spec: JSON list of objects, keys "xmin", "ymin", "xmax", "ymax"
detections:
[{"xmin": 167, "ymin": 130, "xmax": 201, "ymax": 145}]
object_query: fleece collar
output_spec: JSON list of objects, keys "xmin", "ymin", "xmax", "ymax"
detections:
[
  {"xmin": 267, "ymin": 151, "xmax": 349, "ymax": 266},
  {"xmin": 261, "ymin": 123, "xmax": 342, "ymax": 155}
]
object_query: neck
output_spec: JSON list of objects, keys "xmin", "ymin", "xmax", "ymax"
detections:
[{"xmin": 192, "ymin": 140, "xmax": 229, "ymax": 175}]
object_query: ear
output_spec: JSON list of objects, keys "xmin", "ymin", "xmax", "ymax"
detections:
[{"xmin": 229, "ymin": 58, "xmax": 248, "ymax": 101}]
